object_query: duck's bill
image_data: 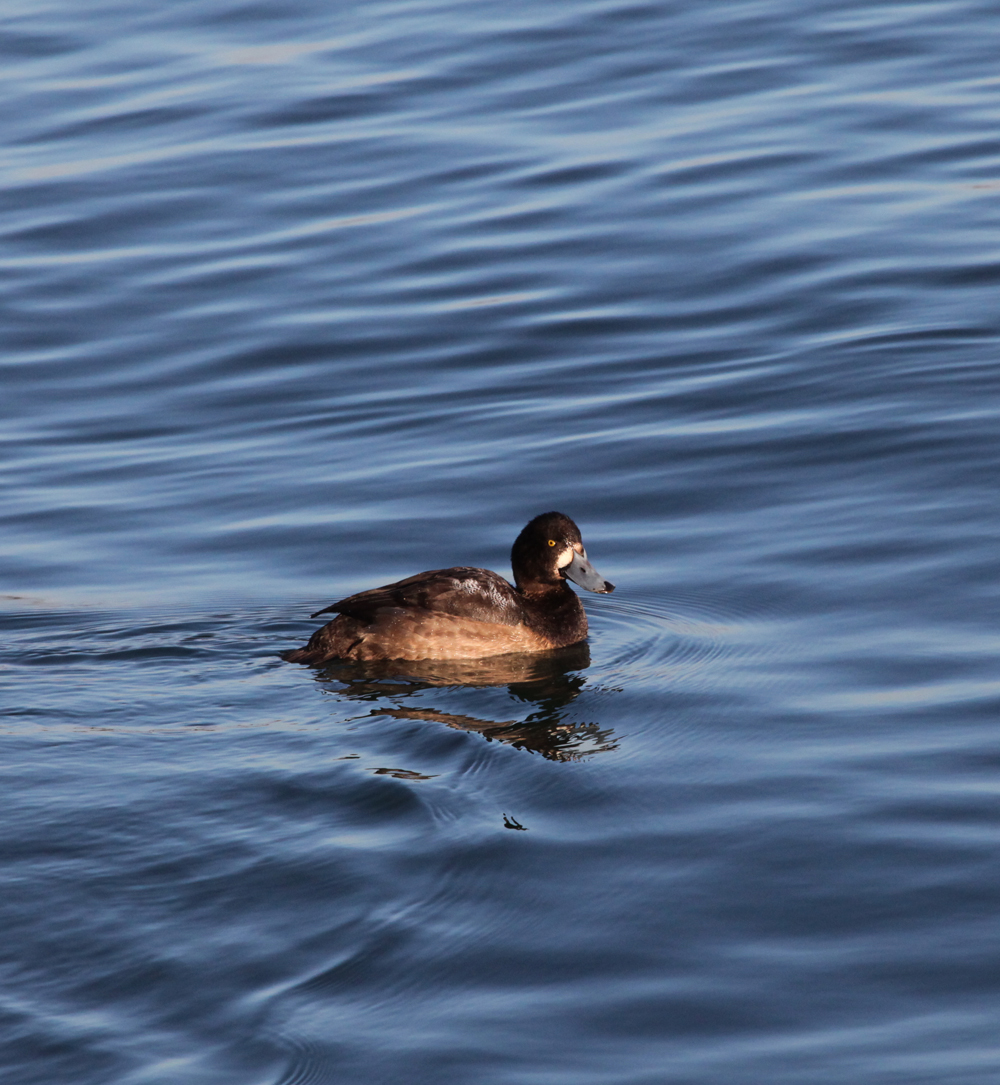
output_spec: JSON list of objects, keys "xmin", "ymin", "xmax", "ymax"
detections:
[{"xmin": 564, "ymin": 550, "xmax": 615, "ymax": 593}]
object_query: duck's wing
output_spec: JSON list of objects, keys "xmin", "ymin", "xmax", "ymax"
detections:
[{"xmin": 310, "ymin": 567, "xmax": 524, "ymax": 626}]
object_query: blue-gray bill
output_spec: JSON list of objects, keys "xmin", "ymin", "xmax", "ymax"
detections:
[{"xmin": 564, "ymin": 550, "xmax": 614, "ymax": 593}]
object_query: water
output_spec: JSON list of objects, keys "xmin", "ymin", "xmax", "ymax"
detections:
[{"xmin": 3, "ymin": 0, "xmax": 1000, "ymax": 1080}]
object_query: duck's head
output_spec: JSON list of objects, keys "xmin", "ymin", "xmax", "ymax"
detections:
[{"xmin": 511, "ymin": 512, "xmax": 615, "ymax": 594}]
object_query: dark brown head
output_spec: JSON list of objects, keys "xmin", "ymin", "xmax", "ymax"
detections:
[{"xmin": 510, "ymin": 512, "xmax": 615, "ymax": 594}]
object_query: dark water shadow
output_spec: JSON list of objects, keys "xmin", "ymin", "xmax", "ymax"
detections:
[{"xmin": 311, "ymin": 643, "xmax": 618, "ymax": 761}]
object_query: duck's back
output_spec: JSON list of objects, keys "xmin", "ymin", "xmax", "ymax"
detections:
[
  {"xmin": 330, "ymin": 567, "xmax": 524, "ymax": 626},
  {"xmin": 282, "ymin": 567, "xmax": 559, "ymax": 663}
]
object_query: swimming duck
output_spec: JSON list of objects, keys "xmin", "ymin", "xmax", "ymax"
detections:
[{"xmin": 282, "ymin": 511, "xmax": 614, "ymax": 664}]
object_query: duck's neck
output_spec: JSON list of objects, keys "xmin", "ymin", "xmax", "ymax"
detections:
[
  {"xmin": 516, "ymin": 580, "xmax": 587, "ymax": 647},
  {"xmin": 515, "ymin": 576, "xmax": 571, "ymax": 598}
]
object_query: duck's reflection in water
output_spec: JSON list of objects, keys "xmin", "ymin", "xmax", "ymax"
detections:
[{"xmin": 314, "ymin": 643, "xmax": 617, "ymax": 761}]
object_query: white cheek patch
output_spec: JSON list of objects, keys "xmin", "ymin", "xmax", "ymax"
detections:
[{"xmin": 556, "ymin": 546, "xmax": 575, "ymax": 569}]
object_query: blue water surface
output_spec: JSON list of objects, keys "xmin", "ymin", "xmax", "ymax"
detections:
[{"xmin": 3, "ymin": 0, "xmax": 1000, "ymax": 1081}]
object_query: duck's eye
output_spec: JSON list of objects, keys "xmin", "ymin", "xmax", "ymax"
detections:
[{"xmin": 548, "ymin": 539, "xmax": 556, "ymax": 547}]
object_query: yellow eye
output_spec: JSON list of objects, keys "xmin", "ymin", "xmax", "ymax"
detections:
[{"xmin": 548, "ymin": 539, "xmax": 556, "ymax": 547}]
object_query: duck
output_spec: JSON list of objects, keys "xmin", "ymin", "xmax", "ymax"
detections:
[{"xmin": 281, "ymin": 511, "xmax": 614, "ymax": 664}]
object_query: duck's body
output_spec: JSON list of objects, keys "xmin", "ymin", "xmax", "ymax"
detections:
[{"xmin": 282, "ymin": 512, "xmax": 614, "ymax": 664}]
